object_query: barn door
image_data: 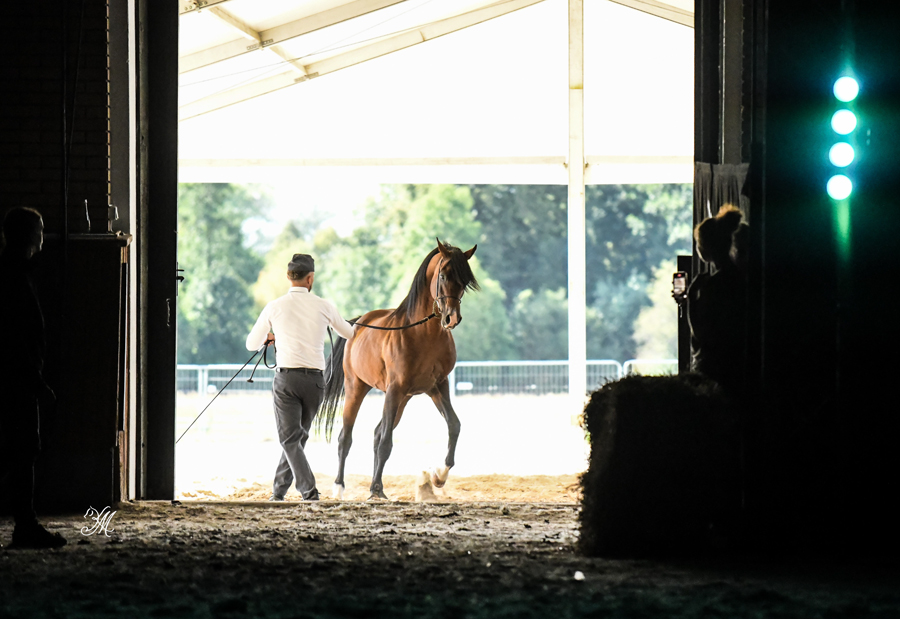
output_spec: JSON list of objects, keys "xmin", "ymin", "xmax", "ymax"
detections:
[{"xmin": 139, "ymin": 0, "xmax": 179, "ymax": 499}]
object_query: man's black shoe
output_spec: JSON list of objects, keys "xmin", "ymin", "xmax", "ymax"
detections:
[{"xmin": 11, "ymin": 522, "xmax": 67, "ymax": 549}]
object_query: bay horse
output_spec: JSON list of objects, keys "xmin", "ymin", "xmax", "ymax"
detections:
[{"xmin": 317, "ymin": 239, "xmax": 478, "ymax": 500}]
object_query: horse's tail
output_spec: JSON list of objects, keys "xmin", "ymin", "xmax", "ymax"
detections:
[{"xmin": 316, "ymin": 328, "xmax": 351, "ymax": 443}]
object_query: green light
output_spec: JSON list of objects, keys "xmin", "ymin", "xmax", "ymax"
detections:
[
  {"xmin": 833, "ymin": 76, "xmax": 859, "ymax": 102},
  {"xmin": 829, "ymin": 142, "xmax": 855, "ymax": 167},
  {"xmin": 834, "ymin": 198, "xmax": 851, "ymax": 264},
  {"xmin": 831, "ymin": 109, "xmax": 857, "ymax": 135},
  {"xmin": 827, "ymin": 174, "xmax": 853, "ymax": 200}
]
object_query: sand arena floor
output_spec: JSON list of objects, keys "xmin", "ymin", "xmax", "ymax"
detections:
[
  {"xmin": 174, "ymin": 393, "xmax": 590, "ymax": 501},
  {"xmin": 2, "ymin": 500, "xmax": 900, "ymax": 619}
]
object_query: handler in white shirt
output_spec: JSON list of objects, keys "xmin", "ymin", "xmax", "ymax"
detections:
[{"xmin": 246, "ymin": 253, "xmax": 355, "ymax": 501}]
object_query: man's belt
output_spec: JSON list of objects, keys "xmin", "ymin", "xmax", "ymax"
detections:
[{"xmin": 276, "ymin": 367, "xmax": 323, "ymax": 375}]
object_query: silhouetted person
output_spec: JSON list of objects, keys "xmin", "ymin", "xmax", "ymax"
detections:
[
  {"xmin": 686, "ymin": 205, "xmax": 748, "ymax": 396},
  {"xmin": 246, "ymin": 253, "xmax": 354, "ymax": 502},
  {"xmin": 0, "ymin": 207, "xmax": 66, "ymax": 549}
]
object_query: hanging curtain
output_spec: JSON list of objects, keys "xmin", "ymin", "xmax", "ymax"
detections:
[
  {"xmin": 712, "ymin": 163, "xmax": 750, "ymax": 222},
  {"xmin": 694, "ymin": 162, "xmax": 749, "ymax": 224},
  {"xmin": 694, "ymin": 162, "xmax": 714, "ymax": 224}
]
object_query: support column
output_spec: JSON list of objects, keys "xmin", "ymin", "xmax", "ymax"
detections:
[
  {"xmin": 110, "ymin": 0, "xmax": 139, "ymax": 501},
  {"xmin": 141, "ymin": 0, "xmax": 179, "ymax": 499},
  {"xmin": 567, "ymin": 0, "xmax": 587, "ymax": 405}
]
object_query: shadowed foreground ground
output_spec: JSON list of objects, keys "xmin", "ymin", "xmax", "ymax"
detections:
[{"xmin": 1, "ymin": 501, "xmax": 899, "ymax": 618}]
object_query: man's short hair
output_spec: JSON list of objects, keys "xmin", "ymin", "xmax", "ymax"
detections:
[
  {"xmin": 1, "ymin": 207, "xmax": 42, "ymax": 251},
  {"xmin": 287, "ymin": 270, "xmax": 311, "ymax": 281},
  {"xmin": 288, "ymin": 253, "xmax": 314, "ymax": 273}
]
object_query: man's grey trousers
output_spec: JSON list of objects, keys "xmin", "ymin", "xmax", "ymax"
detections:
[{"xmin": 272, "ymin": 368, "xmax": 325, "ymax": 500}]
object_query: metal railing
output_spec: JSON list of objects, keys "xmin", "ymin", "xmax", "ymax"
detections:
[
  {"xmin": 177, "ymin": 358, "xmax": 678, "ymax": 397},
  {"xmin": 177, "ymin": 364, "xmax": 276, "ymax": 395},
  {"xmin": 447, "ymin": 360, "xmax": 623, "ymax": 396}
]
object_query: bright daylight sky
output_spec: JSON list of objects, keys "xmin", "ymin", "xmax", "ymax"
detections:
[{"xmin": 177, "ymin": 0, "xmax": 694, "ymax": 244}]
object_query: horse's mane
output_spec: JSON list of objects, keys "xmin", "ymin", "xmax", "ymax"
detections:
[{"xmin": 389, "ymin": 243, "xmax": 480, "ymax": 323}]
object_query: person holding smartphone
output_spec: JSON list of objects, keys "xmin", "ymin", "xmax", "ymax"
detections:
[{"xmin": 684, "ymin": 205, "xmax": 748, "ymax": 396}]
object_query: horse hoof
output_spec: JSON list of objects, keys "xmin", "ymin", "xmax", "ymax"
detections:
[
  {"xmin": 431, "ymin": 465, "xmax": 450, "ymax": 489},
  {"xmin": 367, "ymin": 491, "xmax": 389, "ymax": 502},
  {"xmin": 416, "ymin": 471, "xmax": 438, "ymax": 502},
  {"xmin": 332, "ymin": 483, "xmax": 345, "ymax": 500}
]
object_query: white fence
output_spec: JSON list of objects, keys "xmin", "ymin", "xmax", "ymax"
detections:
[{"xmin": 176, "ymin": 359, "xmax": 678, "ymax": 397}]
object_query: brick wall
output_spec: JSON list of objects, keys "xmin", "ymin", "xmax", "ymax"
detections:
[{"xmin": 0, "ymin": 0, "xmax": 110, "ymax": 234}]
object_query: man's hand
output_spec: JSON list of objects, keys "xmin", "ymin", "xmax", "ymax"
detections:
[{"xmin": 266, "ymin": 333, "xmax": 275, "ymax": 346}]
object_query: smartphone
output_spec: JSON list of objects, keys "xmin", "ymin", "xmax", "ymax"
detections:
[{"xmin": 672, "ymin": 271, "xmax": 687, "ymax": 296}]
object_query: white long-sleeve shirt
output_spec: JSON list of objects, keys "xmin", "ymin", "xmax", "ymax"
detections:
[{"xmin": 246, "ymin": 287, "xmax": 355, "ymax": 370}]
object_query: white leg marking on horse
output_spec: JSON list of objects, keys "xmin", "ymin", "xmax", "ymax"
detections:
[
  {"xmin": 431, "ymin": 465, "xmax": 451, "ymax": 488},
  {"xmin": 416, "ymin": 470, "xmax": 438, "ymax": 502},
  {"xmin": 332, "ymin": 483, "xmax": 345, "ymax": 500}
]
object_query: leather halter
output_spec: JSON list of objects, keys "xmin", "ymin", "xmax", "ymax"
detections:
[{"xmin": 432, "ymin": 255, "xmax": 464, "ymax": 316}]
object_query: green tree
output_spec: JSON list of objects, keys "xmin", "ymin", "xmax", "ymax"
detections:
[
  {"xmin": 451, "ymin": 257, "xmax": 515, "ymax": 361},
  {"xmin": 386, "ymin": 185, "xmax": 482, "ymax": 305},
  {"xmin": 584, "ymin": 184, "xmax": 691, "ymax": 360},
  {"xmin": 468, "ymin": 185, "xmax": 568, "ymax": 307},
  {"xmin": 177, "ymin": 183, "xmax": 268, "ymax": 364},
  {"xmin": 316, "ymin": 225, "xmax": 397, "ymax": 318},
  {"xmin": 470, "ymin": 183, "xmax": 692, "ymax": 360},
  {"xmin": 252, "ymin": 221, "xmax": 312, "ymax": 312},
  {"xmin": 632, "ymin": 259, "xmax": 680, "ymax": 359},
  {"xmin": 588, "ymin": 274, "xmax": 651, "ymax": 361},
  {"xmin": 311, "ymin": 184, "xmax": 484, "ymax": 318},
  {"xmin": 512, "ymin": 288, "xmax": 569, "ymax": 360},
  {"xmin": 245, "ymin": 183, "xmax": 692, "ymax": 364}
]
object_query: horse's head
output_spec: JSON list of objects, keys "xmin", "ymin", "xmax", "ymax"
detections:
[{"xmin": 432, "ymin": 238, "xmax": 478, "ymax": 330}]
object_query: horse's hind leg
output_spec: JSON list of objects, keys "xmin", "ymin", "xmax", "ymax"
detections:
[
  {"xmin": 369, "ymin": 389, "xmax": 410, "ymax": 501},
  {"xmin": 334, "ymin": 381, "xmax": 371, "ymax": 499},
  {"xmin": 428, "ymin": 377, "xmax": 461, "ymax": 488}
]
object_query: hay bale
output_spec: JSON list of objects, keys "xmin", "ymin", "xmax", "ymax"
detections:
[{"xmin": 579, "ymin": 374, "xmax": 741, "ymax": 557}]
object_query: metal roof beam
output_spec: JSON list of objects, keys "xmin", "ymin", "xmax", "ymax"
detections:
[
  {"xmin": 179, "ymin": 156, "xmax": 570, "ymax": 167},
  {"xmin": 179, "ymin": 0, "xmax": 546, "ymax": 121},
  {"xmin": 179, "ymin": 0, "xmax": 409, "ymax": 74},
  {"xmin": 178, "ymin": 156, "xmax": 692, "ymax": 167},
  {"xmin": 207, "ymin": 6, "xmax": 260, "ymax": 42},
  {"xmin": 607, "ymin": 0, "xmax": 693, "ymax": 28},
  {"xmin": 179, "ymin": 0, "xmax": 234, "ymax": 16},
  {"xmin": 205, "ymin": 7, "xmax": 309, "ymax": 77}
]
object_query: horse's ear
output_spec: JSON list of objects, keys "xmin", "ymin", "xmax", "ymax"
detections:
[
  {"xmin": 436, "ymin": 238, "xmax": 450, "ymax": 257},
  {"xmin": 464, "ymin": 245, "xmax": 477, "ymax": 260}
]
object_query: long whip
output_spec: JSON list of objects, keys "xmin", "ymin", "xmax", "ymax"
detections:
[
  {"xmin": 179, "ymin": 311, "xmax": 438, "ymax": 444},
  {"xmin": 175, "ymin": 342, "xmax": 271, "ymax": 445}
]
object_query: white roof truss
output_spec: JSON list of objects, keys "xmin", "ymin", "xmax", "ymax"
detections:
[
  {"xmin": 179, "ymin": 0, "xmax": 693, "ymax": 121},
  {"xmin": 203, "ymin": 5, "xmax": 309, "ymax": 77},
  {"xmin": 607, "ymin": 0, "xmax": 692, "ymax": 28},
  {"xmin": 179, "ymin": 0, "xmax": 547, "ymax": 121},
  {"xmin": 179, "ymin": 0, "xmax": 409, "ymax": 74},
  {"xmin": 179, "ymin": 0, "xmax": 235, "ymax": 16}
]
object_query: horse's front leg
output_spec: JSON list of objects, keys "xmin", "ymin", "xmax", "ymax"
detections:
[
  {"xmin": 369, "ymin": 388, "xmax": 410, "ymax": 501},
  {"xmin": 428, "ymin": 377, "xmax": 461, "ymax": 488},
  {"xmin": 333, "ymin": 380, "xmax": 371, "ymax": 500}
]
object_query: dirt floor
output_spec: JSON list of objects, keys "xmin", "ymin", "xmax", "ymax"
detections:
[
  {"xmin": 180, "ymin": 473, "xmax": 582, "ymax": 503},
  {"xmin": 2, "ymin": 500, "xmax": 900, "ymax": 619}
]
